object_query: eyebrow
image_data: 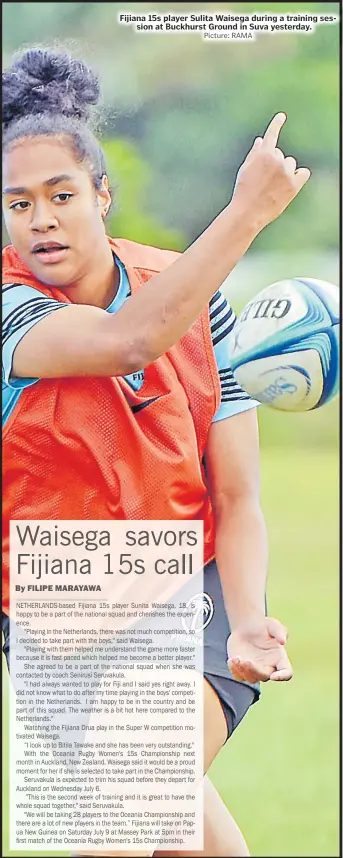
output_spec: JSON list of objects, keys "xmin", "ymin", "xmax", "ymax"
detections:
[{"xmin": 3, "ymin": 174, "xmax": 76, "ymax": 195}]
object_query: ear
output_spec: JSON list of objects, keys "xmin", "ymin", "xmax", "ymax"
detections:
[{"xmin": 97, "ymin": 175, "xmax": 111, "ymax": 219}]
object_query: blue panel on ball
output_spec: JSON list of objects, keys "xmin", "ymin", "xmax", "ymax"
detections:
[
  {"xmin": 313, "ymin": 324, "xmax": 340, "ymax": 408},
  {"xmin": 297, "ymin": 279, "xmax": 339, "ymax": 325},
  {"xmin": 286, "ymin": 332, "xmax": 331, "ymax": 374},
  {"xmin": 230, "ymin": 284, "xmax": 333, "ymax": 372}
]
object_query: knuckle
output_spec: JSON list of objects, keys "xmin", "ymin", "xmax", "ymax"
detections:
[{"xmin": 259, "ymin": 150, "xmax": 273, "ymax": 166}]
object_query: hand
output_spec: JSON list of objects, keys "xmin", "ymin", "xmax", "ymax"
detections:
[
  {"xmin": 227, "ymin": 616, "xmax": 293, "ymax": 683},
  {"xmin": 232, "ymin": 112, "xmax": 311, "ymax": 232}
]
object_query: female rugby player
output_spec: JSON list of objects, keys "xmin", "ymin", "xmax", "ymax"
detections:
[{"xmin": 2, "ymin": 49, "xmax": 310, "ymax": 857}]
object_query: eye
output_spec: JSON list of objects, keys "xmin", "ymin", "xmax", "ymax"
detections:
[
  {"xmin": 9, "ymin": 200, "xmax": 30, "ymax": 211},
  {"xmin": 52, "ymin": 192, "xmax": 73, "ymax": 203}
]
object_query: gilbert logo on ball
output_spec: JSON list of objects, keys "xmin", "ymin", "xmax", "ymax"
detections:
[{"xmin": 228, "ymin": 278, "xmax": 340, "ymax": 412}]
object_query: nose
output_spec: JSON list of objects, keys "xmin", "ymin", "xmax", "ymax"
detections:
[{"xmin": 30, "ymin": 202, "xmax": 59, "ymax": 232}]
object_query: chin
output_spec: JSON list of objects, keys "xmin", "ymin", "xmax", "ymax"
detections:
[{"xmin": 33, "ymin": 264, "xmax": 77, "ymax": 290}]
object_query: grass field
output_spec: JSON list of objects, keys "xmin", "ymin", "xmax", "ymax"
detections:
[{"xmin": 2, "ymin": 449, "xmax": 340, "ymax": 857}]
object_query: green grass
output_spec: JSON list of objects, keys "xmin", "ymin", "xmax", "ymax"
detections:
[
  {"xmin": 2, "ymin": 449, "xmax": 340, "ymax": 857},
  {"xmin": 209, "ymin": 448, "xmax": 340, "ymax": 857}
]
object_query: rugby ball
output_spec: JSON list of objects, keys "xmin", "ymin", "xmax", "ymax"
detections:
[{"xmin": 228, "ymin": 278, "xmax": 340, "ymax": 411}]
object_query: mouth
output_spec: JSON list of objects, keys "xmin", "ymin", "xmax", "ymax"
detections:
[{"xmin": 31, "ymin": 242, "xmax": 69, "ymax": 265}]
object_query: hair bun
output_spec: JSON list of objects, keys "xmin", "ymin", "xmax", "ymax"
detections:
[{"xmin": 2, "ymin": 48, "xmax": 100, "ymax": 128}]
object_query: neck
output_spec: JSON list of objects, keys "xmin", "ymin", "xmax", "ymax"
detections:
[{"xmin": 62, "ymin": 238, "xmax": 119, "ymax": 308}]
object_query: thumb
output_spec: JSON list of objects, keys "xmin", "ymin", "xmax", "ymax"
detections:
[{"xmin": 266, "ymin": 617, "xmax": 288, "ymax": 645}]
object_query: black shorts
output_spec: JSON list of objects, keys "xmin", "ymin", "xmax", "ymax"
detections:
[
  {"xmin": 2, "ymin": 558, "xmax": 259, "ymax": 742},
  {"xmin": 198, "ymin": 558, "xmax": 260, "ymax": 739}
]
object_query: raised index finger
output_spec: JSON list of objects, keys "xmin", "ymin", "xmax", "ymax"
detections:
[{"xmin": 263, "ymin": 112, "xmax": 287, "ymax": 148}]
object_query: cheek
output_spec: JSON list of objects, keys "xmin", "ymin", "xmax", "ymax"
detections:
[
  {"xmin": 65, "ymin": 198, "xmax": 103, "ymax": 232},
  {"xmin": 3, "ymin": 212, "xmax": 24, "ymax": 244}
]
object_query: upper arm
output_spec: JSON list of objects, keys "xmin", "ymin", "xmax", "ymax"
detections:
[
  {"xmin": 2, "ymin": 284, "xmax": 136, "ymax": 382},
  {"xmin": 205, "ymin": 409, "xmax": 261, "ymax": 513}
]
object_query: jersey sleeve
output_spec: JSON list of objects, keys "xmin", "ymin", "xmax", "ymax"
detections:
[
  {"xmin": 209, "ymin": 290, "xmax": 260, "ymax": 422},
  {"xmin": 2, "ymin": 283, "xmax": 68, "ymax": 389}
]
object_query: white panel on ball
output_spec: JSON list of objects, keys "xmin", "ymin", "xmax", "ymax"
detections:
[
  {"xmin": 230, "ymin": 280, "xmax": 309, "ymax": 359},
  {"xmin": 228, "ymin": 277, "xmax": 339, "ymax": 412},
  {"xmin": 234, "ymin": 350, "xmax": 324, "ymax": 412}
]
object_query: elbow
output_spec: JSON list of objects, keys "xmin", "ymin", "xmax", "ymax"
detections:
[
  {"xmin": 101, "ymin": 314, "xmax": 165, "ymax": 375},
  {"xmin": 114, "ymin": 335, "xmax": 157, "ymax": 376}
]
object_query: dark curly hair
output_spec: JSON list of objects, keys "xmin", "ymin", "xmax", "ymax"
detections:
[{"xmin": 2, "ymin": 48, "xmax": 107, "ymax": 189}]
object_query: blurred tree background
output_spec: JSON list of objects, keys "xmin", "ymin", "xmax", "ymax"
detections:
[
  {"xmin": 3, "ymin": 1, "xmax": 339, "ymax": 250},
  {"xmin": 3, "ymin": 1, "xmax": 340, "ymax": 449},
  {"xmin": 2, "ymin": 1, "xmax": 340, "ymax": 448},
  {"xmin": 2, "ymin": 5, "xmax": 340, "ymax": 858}
]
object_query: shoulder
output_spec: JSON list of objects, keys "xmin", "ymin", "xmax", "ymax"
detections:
[
  {"xmin": 2, "ymin": 244, "xmax": 44, "ymax": 290},
  {"xmin": 3, "ymin": 284, "xmax": 66, "ymax": 340},
  {"xmin": 3, "ymin": 244, "xmax": 28, "ymax": 275},
  {"xmin": 2, "ymin": 244, "xmax": 24, "ymax": 279},
  {"xmin": 108, "ymin": 237, "xmax": 181, "ymax": 273},
  {"xmin": 2, "ymin": 244, "xmax": 17, "ymax": 264},
  {"xmin": 2, "ymin": 246, "xmax": 71, "ymax": 302},
  {"xmin": 3, "ymin": 282, "xmax": 56, "ymax": 308}
]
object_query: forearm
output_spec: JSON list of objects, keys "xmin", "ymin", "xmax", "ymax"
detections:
[
  {"xmin": 12, "ymin": 200, "xmax": 258, "ymax": 381},
  {"xmin": 214, "ymin": 497, "xmax": 268, "ymax": 630},
  {"xmin": 116, "ymin": 110, "xmax": 312, "ymax": 368},
  {"xmin": 12, "ymin": 112, "xmax": 310, "ymax": 381},
  {"xmin": 114, "ymin": 200, "xmax": 259, "ymax": 366}
]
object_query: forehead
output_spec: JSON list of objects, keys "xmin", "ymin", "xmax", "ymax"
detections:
[{"xmin": 3, "ymin": 137, "xmax": 87, "ymax": 189}]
